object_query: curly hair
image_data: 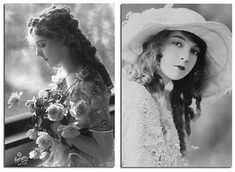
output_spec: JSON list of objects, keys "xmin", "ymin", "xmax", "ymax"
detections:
[
  {"xmin": 27, "ymin": 5, "xmax": 113, "ymax": 89},
  {"xmin": 127, "ymin": 30, "xmax": 208, "ymax": 155}
]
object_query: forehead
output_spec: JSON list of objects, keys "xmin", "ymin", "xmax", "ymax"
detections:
[
  {"xmin": 30, "ymin": 33, "xmax": 47, "ymax": 43},
  {"xmin": 28, "ymin": 33, "xmax": 45, "ymax": 46},
  {"xmin": 168, "ymin": 31, "xmax": 198, "ymax": 46}
]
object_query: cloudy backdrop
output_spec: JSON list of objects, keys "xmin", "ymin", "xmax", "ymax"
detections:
[{"xmin": 4, "ymin": 4, "xmax": 114, "ymax": 117}]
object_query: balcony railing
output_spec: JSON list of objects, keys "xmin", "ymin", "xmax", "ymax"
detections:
[{"xmin": 4, "ymin": 94, "xmax": 114, "ymax": 167}]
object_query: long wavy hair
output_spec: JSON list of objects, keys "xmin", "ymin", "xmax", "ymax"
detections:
[
  {"xmin": 127, "ymin": 30, "xmax": 208, "ymax": 155},
  {"xmin": 27, "ymin": 5, "xmax": 113, "ymax": 89}
]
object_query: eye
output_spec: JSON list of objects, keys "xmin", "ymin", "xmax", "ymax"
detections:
[
  {"xmin": 38, "ymin": 43, "xmax": 46, "ymax": 48},
  {"xmin": 37, "ymin": 42, "xmax": 46, "ymax": 48},
  {"xmin": 172, "ymin": 41, "xmax": 183, "ymax": 47},
  {"xmin": 191, "ymin": 48, "xmax": 200, "ymax": 56}
]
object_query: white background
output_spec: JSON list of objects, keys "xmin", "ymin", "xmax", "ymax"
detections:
[{"xmin": 0, "ymin": 0, "xmax": 234, "ymax": 172}]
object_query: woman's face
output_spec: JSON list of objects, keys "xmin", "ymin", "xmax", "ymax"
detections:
[
  {"xmin": 31, "ymin": 34, "xmax": 69, "ymax": 67},
  {"xmin": 160, "ymin": 31, "xmax": 200, "ymax": 80}
]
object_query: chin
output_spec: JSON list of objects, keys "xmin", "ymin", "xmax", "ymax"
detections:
[{"xmin": 166, "ymin": 74, "xmax": 185, "ymax": 81}]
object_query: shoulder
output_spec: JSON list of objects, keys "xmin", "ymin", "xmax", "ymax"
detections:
[
  {"xmin": 76, "ymin": 64, "xmax": 103, "ymax": 82},
  {"xmin": 122, "ymin": 79, "xmax": 161, "ymax": 123},
  {"xmin": 69, "ymin": 64, "xmax": 110, "ymax": 100},
  {"xmin": 122, "ymin": 72, "xmax": 163, "ymax": 119},
  {"xmin": 122, "ymin": 79, "xmax": 152, "ymax": 105},
  {"xmin": 122, "ymin": 68, "xmax": 151, "ymax": 99}
]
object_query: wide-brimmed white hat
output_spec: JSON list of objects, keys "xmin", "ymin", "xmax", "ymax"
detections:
[{"xmin": 122, "ymin": 5, "xmax": 232, "ymax": 98}]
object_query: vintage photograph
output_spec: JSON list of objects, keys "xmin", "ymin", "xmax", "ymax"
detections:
[
  {"xmin": 4, "ymin": 3, "xmax": 114, "ymax": 167},
  {"xmin": 121, "ymin": 4, "xmax": 232, "ymax": 167}
]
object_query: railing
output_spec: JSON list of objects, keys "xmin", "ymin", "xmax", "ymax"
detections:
[{"xmin": 4, "ymin": 94, "xmax": 115, "ymax": 167}]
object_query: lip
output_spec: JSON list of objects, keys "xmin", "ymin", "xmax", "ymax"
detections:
[{"xmin": 174, "ymin": 65, "xmax": 185, "ymax": 71}]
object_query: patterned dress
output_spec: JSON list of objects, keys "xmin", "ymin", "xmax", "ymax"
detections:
[
  {"xmin": 122, "ymin": 74, "xmax": 187, "ymax": 167},
  {"xmin": 44, "ymin": 64, "xmax": 114, "ymax": 167}
]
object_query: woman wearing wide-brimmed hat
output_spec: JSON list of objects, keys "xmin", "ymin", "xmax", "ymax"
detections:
[{"xmin": 122, "ymin": 4, "xmax": 231, "ymax": 167}]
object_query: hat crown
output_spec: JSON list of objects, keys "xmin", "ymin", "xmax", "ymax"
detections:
[
  {"xmin": 123, "ymin": 5, "xmax": 206, "ymax": 30},
  {"xmin": 142, "ymin": 5, "xmax": 206, "ymax": 24},
  {"xmin": 122, "ymin": 5, "xmax": 206, "ymax": 45}
]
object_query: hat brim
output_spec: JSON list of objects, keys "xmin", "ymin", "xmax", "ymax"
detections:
[{"xmin": 122, "ymin": 22, "xmax": 232, "ymax": 98}]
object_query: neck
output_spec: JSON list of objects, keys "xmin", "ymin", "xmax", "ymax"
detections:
[
  {"xmin": 158, "ymin": 69, "xmax": 171, "ymax": 86},
  {"xmin": 157, "ymin": 69, "xmax": 174, "ymax": 99},
  {"xmin": 60, "ymin": 56, "xmax": 82, "ymax": 74},
  {"xmin": 60, "ymin": 58, "xmax": 84, "ymax": 89},
  {"xmin": 57, "ymin": 48, "xmax": 78, "ymax": 73}
]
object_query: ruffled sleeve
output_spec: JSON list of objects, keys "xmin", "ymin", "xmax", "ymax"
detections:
[{"xmin": 122, "ymin": 79, "xmax": 186, "ymax": 167}]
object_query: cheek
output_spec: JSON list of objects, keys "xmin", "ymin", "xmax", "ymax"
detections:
[
  {"xmin": 45, "ymin": 48, "xmax": 58, "ymax": 61},
  {"xmin": 43, "ymin": 47, "xmax": 51, "ymax": 57},
  {"xmin": 160, "ymin": 47, "xmax": 176, "ymax": 64},
  {"xmin": 50, "ymin": 45, "xmax": 65, "ymax": 62},
  {"xmin": 159, "ymin": 52, "xmax": 175, "ymax": 70},
  {"xmin": 188, "ymin": 57, "xmax": 198, "ymax": 71},
  {"xmin": 159, "ymin": 56, "xmax": 175, "ymax": 78}
]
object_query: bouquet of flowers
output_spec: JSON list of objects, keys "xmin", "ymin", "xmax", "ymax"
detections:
[{"xmin": 8, "ymin": 71, "xmax": 91, "ymax": 165}]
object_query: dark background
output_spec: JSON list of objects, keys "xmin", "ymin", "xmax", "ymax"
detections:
[{"xmin": 121, "ymin": 4, "xmax": 232, "ymax": 167}]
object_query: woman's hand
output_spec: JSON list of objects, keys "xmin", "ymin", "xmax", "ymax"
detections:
[{"xmin": 58, "ymin": 124, "xmax": 80, "ymax": 139}]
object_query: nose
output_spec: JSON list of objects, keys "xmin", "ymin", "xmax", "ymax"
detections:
[
  {"xmin": 179, "ymin": 49, "xmax": 190, "ymax": 63},
  {"xmin": 180, "ymin": 56, "xmax": 189, "ymax": 62},
  {"xmin": 36, "ymin": 48, "xmax": 44, "ymax": 57}
]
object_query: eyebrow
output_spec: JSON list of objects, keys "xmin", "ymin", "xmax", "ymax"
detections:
[
  {"xmin": 36, "ymin": 40, "xmax": 46, "ymax": 44},
  {"xmin": 171, "ymin": 35, "xmax": 186, "ymax": 41},
  {"xmin": 170, "ymin": 34, "xmax": 200, "ymax": 50}
]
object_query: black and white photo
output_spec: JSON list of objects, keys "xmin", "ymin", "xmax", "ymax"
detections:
[
  {"xmin": 4, "ymin": 3, "xmax": 114, "ymax": 167},
  {"xmin": 121, "ymin": 4, "xmax": 232, "ymax": 167}
]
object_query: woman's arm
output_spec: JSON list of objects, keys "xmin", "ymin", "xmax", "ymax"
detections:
[
  {"xmin": 68, "ymin": 130, "xmax": 113, "ymax": 163},
  {"xmin": 65, "ymin": 66, "xmax": 114, "ymax": 163},
  {"xmin": 50, "ymin": 120, "xmax": 113, "ymax": 163},
  {"xmin": 122, "ymin": 80, "xmax": 167, "ymax": 167}
]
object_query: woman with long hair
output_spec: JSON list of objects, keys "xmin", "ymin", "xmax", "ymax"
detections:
[
  {"xmin": 122, "ymin": 5, "xmax": 231, "ymax": 167},
  {"xmin": 26, "ymin": 5, "xmax": 114, "ymax": 167}
]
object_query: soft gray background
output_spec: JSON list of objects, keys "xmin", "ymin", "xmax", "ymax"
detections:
[
  {"xmin": 121, "ymin": 4, "xmax": 232, "ymax": 167},
  {"xmin": 5, "ymin": 4, "xmax": 114, "ymax": 118}
]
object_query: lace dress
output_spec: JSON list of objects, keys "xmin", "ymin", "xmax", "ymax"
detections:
[
  {"xmin": 122, "ymin": 76, "xmax": 187, "ymax": 167},
  {"xmin": 43, "ymin": 64, "xmax": 114, "ymax": 167}
]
